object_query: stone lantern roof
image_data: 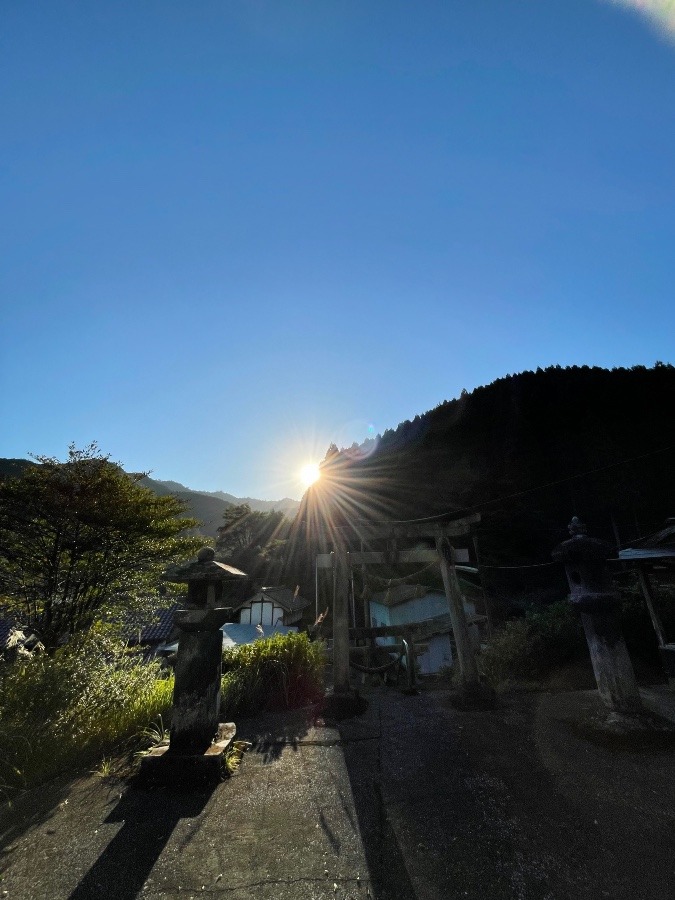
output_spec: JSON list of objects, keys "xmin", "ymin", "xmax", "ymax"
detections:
[
  {"xmin": 551, "ymin": 517, "xmax": 615, "ymax": 565},
  {"xmin": 162, "ymin": 547, "xmax": 248, "ymax": 583}
]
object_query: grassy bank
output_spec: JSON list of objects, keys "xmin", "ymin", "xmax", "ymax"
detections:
[{"xmin": 0, "ymin": 627, "xmax": 173, "ymax": 798}]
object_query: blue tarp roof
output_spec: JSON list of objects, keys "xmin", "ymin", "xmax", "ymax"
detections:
[
  {"xmin": 159, "ymin": 623, "xmax": 298, "ymax": 654},
  {"xmin": 221, "ymin": 623, "xmax": 298, "ymax": 649}
]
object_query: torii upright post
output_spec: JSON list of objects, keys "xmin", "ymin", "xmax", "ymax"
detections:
[
  {"xmin": 332, "ymin": 536, "xmax": 351, "ymax": 695},
  {"xmin": 435, "ymin": 533, "xmax": 480, "ymax": 687}
]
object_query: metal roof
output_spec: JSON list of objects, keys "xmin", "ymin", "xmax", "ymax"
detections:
[
  {"xmin": 159, "ymin": 623, "xmax": 298, "ymax": 654},
  {"xmin": 618, "ymin": 519, "xmax": 675, "ymax": 562},
  {"xmin": 370, "ymin": 584, "xmax": 445, "ymax": 608}
]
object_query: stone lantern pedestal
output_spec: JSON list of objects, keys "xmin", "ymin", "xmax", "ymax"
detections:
[
  {"xmin": 553, "ymin": 518, "xmax": 643, "ymax": 718},
  {"xmin": 140, "ymin": 548, "xmax": 249, "ymax": 784}
]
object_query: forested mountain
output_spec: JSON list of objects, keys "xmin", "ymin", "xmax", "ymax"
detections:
[
  {"xmin": 3, "ymin": 365, "xmax": 672, "ymax": 600},
  {"xmin": 299, "ymin": 364, "xmax": 675, "ymax": 602}
]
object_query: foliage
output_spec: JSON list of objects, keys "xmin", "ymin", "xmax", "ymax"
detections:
[
  {"xmin": 616, "ymin": 574, "xmax": 675, "ymax": 666},
  {"xmin": 225, "ymin": 740, "xmax": 252, "ymax": 775},
  {"xmin": 0, "ymin": 626, "xmax": 173, "ymax": 796},
  {"xmin": 220, "ymin": 632, "xmax": 325, "ymax": 718},
  {"xmin": 478, "ymin": 601, "xmax": 585, "ymax": 689},
  {"xmin": 477, "ymin": 619, "xmax": 543, "ymax": 689},
  {"xmin": 215, "ymin": 503, "xmax": 291, "ymax": 583},
  {"xmin": 0, "ymin": 442, "xmax": 201, "ymax": 648}
]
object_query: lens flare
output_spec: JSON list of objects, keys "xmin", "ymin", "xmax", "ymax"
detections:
[
  {"xmin": 300, "ymin": 462, "xmax": 321, "ymax": 487},
  {"xmin": 607, "ymin": 0, "xmax": 675, "ymax": 38}
]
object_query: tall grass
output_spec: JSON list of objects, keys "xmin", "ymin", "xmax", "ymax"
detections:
[
  {"xmin": 478, "ymin": 601, "xmax": 586, "ymax": 690},
  {"xmin": 0, "ymin": 626, "xmax": 173, "ymax": 797},
  {"xmin": 221, "ymin": 632, "xmax": 325, "ymax": 718}
]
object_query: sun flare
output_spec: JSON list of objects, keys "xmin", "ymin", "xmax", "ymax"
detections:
[{"xmin": 300, "ymin": 462, "xmax": 321, "ymax": 488}]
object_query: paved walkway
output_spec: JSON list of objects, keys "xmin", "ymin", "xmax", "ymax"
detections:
[{"xmin": 1, "ymin": 685, "xmax": 674, "ymax": 900}]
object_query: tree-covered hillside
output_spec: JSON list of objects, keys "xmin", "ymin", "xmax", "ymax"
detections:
[{"xmin": 299, "ymin": 364, "xmax": 675, "ymax": 601}]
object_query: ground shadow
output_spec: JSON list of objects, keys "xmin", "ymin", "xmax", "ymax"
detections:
[
  {"xmin": 337, "ymin": 689, "xmax": 419, "ymax": 900},
  {"xmin": 337, "ymin": 684, "xmax": 675, "ymax": 900},
  {"xmin": 236, "ymin": 704, "xmax": 315, "ymax": 763},
  {"xmin": 67, "ymin": 780, "xmax": 216, "ymax": 900},
  {"xmin": 0, "ymin": 772, "xmax": 77, "ymax": 854}
]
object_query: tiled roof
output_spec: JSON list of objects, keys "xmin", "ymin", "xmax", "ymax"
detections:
[{"xmin": 135, "ymin": 605, "xmax": 179, "ymax": 643}]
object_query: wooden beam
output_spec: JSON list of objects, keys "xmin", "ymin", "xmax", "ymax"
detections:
[
  {"xmin": 350, "ymin": 625, "xmax": 421, "ymax": 639},
  {"xmin": 336, "ymin": 513, "xmax": 480, "ymax": 541},
  {"xmin": 638, "ymin": 564, "xmax": 667, "ymax": 648},
  {"xmin": 316, "ymin": 547, "xmax": 471, "ymax": 568}
]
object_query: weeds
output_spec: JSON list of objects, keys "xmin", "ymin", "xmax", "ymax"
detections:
[
  {"xmin": 478, "ymin": 601, "xmax": 585, "ymax": 691},
  {"xmin": 0, "ymin": 626, "xmax": 173, "ymax": 797},
  {"xmin": 221, "ymin": 632, "xmax": 325, "ymax": 718},
  {"xmin": 225, "ymin": 740, "xmax": 252, "ymax": 774}
]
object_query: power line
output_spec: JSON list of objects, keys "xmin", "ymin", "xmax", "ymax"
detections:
[
  {"xmin": 478, "ymin": 561, "xmax": 558, "ymax": 570},
  {"xmin": 366, "ymin": 442, "xmax": 675, "ymax": 527}
]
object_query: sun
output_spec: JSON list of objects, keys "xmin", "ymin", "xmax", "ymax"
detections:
[{"xmin": 300, "ymin": 462, "xmax": 321, "ymax": 488}]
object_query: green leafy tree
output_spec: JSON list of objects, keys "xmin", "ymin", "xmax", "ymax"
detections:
[
  {"xmin": 0, "ymin": 443, "xmax": 201, "ymax": 649},
  {"xmin": 215, "ymin": 503, "xmax": 289, "ymax": 582}
]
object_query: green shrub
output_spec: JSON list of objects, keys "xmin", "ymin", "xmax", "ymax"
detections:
[
  {"xmin": 477, "ymin": 619, "xmax": 543, "ymax": 689},
  {"xmin": 0, "ymin": 626, "xmax": 173, "ymax": 796},
  {"xmin": 525, "ymin": 600, "xmax": 586, "ymax": 665},
  {"xmin": 617, "ymin": 576, "xmax": 675, "ymax": 667},
  {"xmin": 221, "ymin": 632, "xmax": 325, "ymax": 718},
  {"xmin": 478, "ymin": 601, "xmax": 585, "ymax": 690}
]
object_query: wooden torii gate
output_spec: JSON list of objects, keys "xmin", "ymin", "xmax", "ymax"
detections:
[{"xmin": 317, "ymin": 513, "xmax": 485, "ymax": 698}]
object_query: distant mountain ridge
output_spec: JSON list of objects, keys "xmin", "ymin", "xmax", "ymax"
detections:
[
  {"xmin": 149, "ymin": 479, "xmax": 300, "ymax": 518},
  {"xmin": 0, "ymin": 461, "xmax": 300, "ymax": 541}
]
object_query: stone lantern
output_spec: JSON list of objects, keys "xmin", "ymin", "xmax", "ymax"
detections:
[
  {"xmin": 552, "ymin": 517, "xmax": 642, "ymax": 716},
  {"xmin": 141, "ymin": 547, "xmax": 249, "ymax": 782}
]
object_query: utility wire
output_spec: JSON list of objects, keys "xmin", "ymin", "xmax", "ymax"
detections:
[{"xmin": 352, "ymin": 442, "xmax": 675, "ymax": 528}]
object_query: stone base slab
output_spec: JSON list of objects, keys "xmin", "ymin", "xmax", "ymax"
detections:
[{"xmin": 138, "ymin": 722, "xmax": 236, "ymax": 786}]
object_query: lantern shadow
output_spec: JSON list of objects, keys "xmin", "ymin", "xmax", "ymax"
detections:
[{"xmin": 67, "ymin": 780, "xmax": 215, "ymax": 900}]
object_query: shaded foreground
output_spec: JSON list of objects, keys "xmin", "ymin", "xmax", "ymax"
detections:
[{"xmin": 1, "ymin": 687, "xmax": 674, "ymax": 899}]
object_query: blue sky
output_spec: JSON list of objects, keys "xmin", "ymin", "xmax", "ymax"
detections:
[{"xmin": 1, "ymin": 1, "xmax": 674, "ymax": 500}]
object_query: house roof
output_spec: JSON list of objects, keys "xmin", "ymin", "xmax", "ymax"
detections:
[
  {"xmin": 618, "ymin": 519, "xmax": 675, "ymax": 562},
  {"xmin": 159, "ymin": 623, "xmax": 298, "ymax": 654},
  {"xmin": 140, "ymin": 605, "xmax": 179, "ymax": 642},
  {"xmin": 234, "ymin": 586, "xmax": 311, "ymax": 614},
  {"xmin": 220, "ymin": 623, "xmax": 298, "ymax": 649},
  {"xmin": 126, "ymin": 605, "xmax": 180, "ymax": 645}
]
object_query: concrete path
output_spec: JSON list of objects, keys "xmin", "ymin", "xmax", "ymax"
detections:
[
  {"xmin": 1, "ymin": 686, "xmax": 674, "ymax": 900},
  {"xmin": 0, "ymin": 711, "xmax": 369, "ymax": 900}
]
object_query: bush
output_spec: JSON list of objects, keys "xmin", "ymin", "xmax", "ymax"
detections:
[
  {"xmin": 0, "ymin": 626, "xmax": 173, "ymax": 796},
  {"xmin": 221, "ymin": 632, "xmax": 325, "ymax": 718},
  {"xmin": 617, "ymin": 575, "xmax": 675, "ymax": 668},
  {"xmin": 477, "ymin": 619, "xmax": 543, "ymax": 689},
  {"xmin": 525, "ymin": 600, "xmax": 586, "ymax": 665},
  {"xmin": 478, "ymin": 601, "xmax": 585, "ymax": 690}
]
